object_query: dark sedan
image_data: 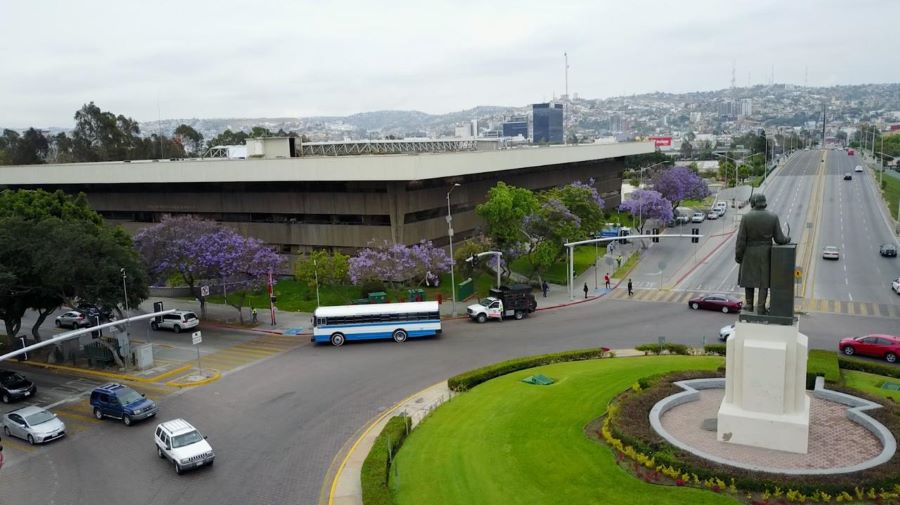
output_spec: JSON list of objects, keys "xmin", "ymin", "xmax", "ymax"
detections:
[
  {"xmin": 880, "ymin": 243, "xmax": 897, "ymax": 258},
  {"xmin": 0, "ymin": 371, "xmax": 37, "ymax": 404},
  {"xmin": 839, "ymin": 334, "xmax": 899, "ymax": 363},
  {"xmin": 688, "ymin": 294, "xmax": 743, "ymax": 313}
]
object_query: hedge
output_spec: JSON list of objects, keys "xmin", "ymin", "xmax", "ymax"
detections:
[
  {"xmin": 703, "ymin": 343, "xmax": 726, "ymax": 356},
  {"xmin": 447, "ymin": 347, "xmax": 608, "ymax": 392},
  {"xmin": 634, "ymin": 342, "xmax": 691, "ymax": 355},
  {"xmin": 838, "ymin": 355, "xmax": 900, "ymax": 379},
  {"xmin": 361, "ymin": 415, "xmax": 412, "ymax": 505}
]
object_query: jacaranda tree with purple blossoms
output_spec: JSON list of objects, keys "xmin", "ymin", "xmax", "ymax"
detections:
[
  {"xmin": 618, "ymin": 189, "xmax": 673, "ymax": 235},
  {"xmin": 651, "ymin": 166, "xmax": 711, "ymax": 212},
  {"xmin": 134, "ymin": 215, "xmax": 283, "ymax": 320},
  {"xmin": 348, "ymin": 239, "xmax": 451, "ymax": 287}
]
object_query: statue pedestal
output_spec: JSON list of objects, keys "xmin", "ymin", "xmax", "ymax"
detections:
[{"xmin": 717, "ymin": 320, "xmax": 810, "ymax": 454}]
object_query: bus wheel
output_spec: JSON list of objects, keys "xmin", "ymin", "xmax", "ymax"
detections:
[
  {"xmin": 393, "ymin": 329, "xmax": 408, "ymax": 343},
  {"xmin": 514, "ymin": 310, "xmax": 524, "ymax": 320},
  {"xmin": 330, "ymin": 333, "xmax": 345, "ymax": 346}
]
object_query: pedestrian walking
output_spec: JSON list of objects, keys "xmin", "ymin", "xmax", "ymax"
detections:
[
  {"xmin": 604, "ymin": 273, "xmax": 611, "ymax": 289},
  {"xmin": 627, "ymin": 279, "xmax": 634, "ymax": 297},
  {"xmin": 583, "ymin": 282, "xmax": 589, "ymax": 299},
  {"xmin": 251, "ymin": 307, "xmax": 258, "ymax": 323},
  {"xmin": 541, "ymin": 280, "xmax": 549, "ymax": 298}
]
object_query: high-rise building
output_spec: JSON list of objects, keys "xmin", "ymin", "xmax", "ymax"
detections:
[
  {"xmin": 532, "ymin": 103, "xmax": 563, "ymax": 144},
  {"xmin": 740, "ymin": 98, "xmax": 753, "ymax": 117},
  {"xmin": 502, "ymin": 118, "xmax": 528, "ymax": 138},
  {"xmin": 454, "ymin": 122, "xmax": 474, "ymax": 138}
]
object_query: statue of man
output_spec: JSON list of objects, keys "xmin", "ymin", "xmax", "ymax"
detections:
[{"xmin": 735, "ymin": 193, "xmax": 790, "ymax": 314}]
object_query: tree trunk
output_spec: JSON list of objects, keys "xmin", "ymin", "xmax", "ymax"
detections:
[
  {"xmin": 4, "ymin": 318, "xmax": 22, "ymax": 345},
  {"xmin": 96, "ymin": 338, "xmax": 126, "ymax": 370},
  {"xmin": 31, "ymin": 307, "xmax": 54, "ymax": 342}
]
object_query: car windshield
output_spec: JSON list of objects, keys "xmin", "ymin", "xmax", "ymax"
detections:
[
  {"xmin": 25, "ymin": 410, "xmax": 55, "ymax": 426},
  {"xmin": 0, "ymin": 373, "xmax": 26, "ymax": 386},
  {"xmin": 172, "ymin": 430, "xmax": 204, "ymax": 448},
  {"xmin": 115, "ymin": 388, "xmax": 143, "ymax": 405}
]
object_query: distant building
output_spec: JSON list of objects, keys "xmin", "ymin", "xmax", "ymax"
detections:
[
  {"xmin": 532, "ymin": 103, "xmax": 563, "ymax": 144},
  {"xmin": 502, "ymin": 120, "xmax": 528, "ymax": 138},
  {"xmin": 718, "ymin": 99, "xmax": 737, "ymax": 120},
  {"xmin": 454, "ymin": 122, "xmax": 474, "ymax": 138},
  {"xmin": 740, "ymin": 98, "xmax": 753, "ymax": 117}
]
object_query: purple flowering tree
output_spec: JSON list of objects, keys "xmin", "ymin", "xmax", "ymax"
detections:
[
  {"xmin": 651, "ymin": 166, "xmax": 711, "ymax": 212},
  {"xmin": 543, "ymin": 179, "xmax": 606, "ymax": 236},
  {"xmin": 134, "ymin": 215, "xmax": 283, "ymax": 320},
  {"xmin": 618, "ymin": 189, "xmax": 673, "ymax": 235},
  {"xmin": 349, "ymin": 240, "xmax": 450, "ymax": 287},
  {"xmin": 522, "ymin": 198, "xmax": 583, "ymax": 280}
]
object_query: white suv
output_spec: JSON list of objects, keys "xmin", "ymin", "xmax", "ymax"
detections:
[
  {"xmin": 150, "ymin": 310, "xmax": 199, "ymax": 333},
  {"xmin": 154, "ymin": 418, "xmax": 214, "ymax": 474}
]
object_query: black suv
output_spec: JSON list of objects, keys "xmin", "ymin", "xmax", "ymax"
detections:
[{"xmin": 880, "ymin": 243, "xmax": 898, "ymax": 258}]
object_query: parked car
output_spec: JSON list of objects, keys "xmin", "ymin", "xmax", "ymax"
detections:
[
  {"xmin": 0, "ymin": 371, "xmax": 36, "ymax": 404},
  {"xmin": 55, "ymin": 310, "xmax": 89, "ymax": 329},
  {"xmin": 90, "ymin": 383, "xmax": 158, "ymax": 426},
  {"xmin": 822, "ymin": 246, "xmax": 840, "ymax": 260},
  {"xmin": 691, "ymin": 212, "xmax": 705, "ymax": 223},
  {"xmin": 688, "ymin": 294, "xmax": 743, "ymax": 313},
  {"xmin": 150, "ymin": 310, "xmax": 199, "ymax": 333},
  {"xmin": 879, "ymin": 243, "xmax": 897, "ymax": 257},
  {"xmin": 719, "ymin": 323, "xmax": 735, "ymax": 341},
  {"xmin": 854, "ymin": 165, "xmax": 863, "ymax": 172},
  {"xmin": 892, "ymin": 278, "xmax": 900, "ymax": 295},
  {"xmin": 154, "ymin": 418, "xmax": 215, "ymax": 474},
  {"xmin": 76, "ymin": 304, "xmax": 115, "ymax": 323},
  {"xmin": 2, "ymin": 406, "xmax": 65, "ymax": 445},
  {"xmin": 838, "ymin": 334, "xmax": 900, "ymax": 363},
  {"xmin": 843, "ymin": 173, "xmax": 852, "ymax": 180}
]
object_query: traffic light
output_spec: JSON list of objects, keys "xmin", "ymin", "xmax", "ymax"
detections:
[
  {"xmin": 270, "ymin": 295, "xmax": 277, "ymax": 305},
  {"xmin": 691, "ymin": 228, "xmax": 700, "ymax": 244},
  {"xmin": 153, "ymin": 301, "xmax": 164, "ymax": 325},
  {"xmin": 652, "ymin": 228, "xmax": 660, "ymax": 243}
]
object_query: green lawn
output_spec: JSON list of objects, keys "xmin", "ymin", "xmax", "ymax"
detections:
[
  {"xmin": 880, "ymin": 171, "xmax": 900, "ymax": 220},
  {"xmin": 391, "ymin": 356, "xmax": 733, "ymax": 505},
  {"xmin": 510, "ymin": 246, "xmax": 605, "ymax": 285},
  {"xmin": 842, "ymin": 370, "xmax": 900, "ymax": 401}
]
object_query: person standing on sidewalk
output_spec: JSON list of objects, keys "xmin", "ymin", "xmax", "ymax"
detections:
[
  {"xmin": 583, "ymin": 282, "xmax": 589, "ymax": 299},
  {"xmin": 627, "ymin": 279, "xmax": 634, "ymax": 297},
  {"xmin": 251, "ymin": 307, "xmax": 258, "ymax": 324},
  {"xmin": 604, "ymin": 273, "xmax": 611, "ymax": 289},
  {"xmin": 541, "ymin": 280, "xmax": 549, "ymax": 298}
]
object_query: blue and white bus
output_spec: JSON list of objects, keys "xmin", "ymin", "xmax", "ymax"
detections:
[{"xmin": 312, "ymin": 301, "xmax": 442, "ymax": 346}]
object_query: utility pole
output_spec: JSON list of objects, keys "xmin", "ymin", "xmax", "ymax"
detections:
[{"xmin": 821, "ymin": 105, "xmax": 826, "ymax": 147}]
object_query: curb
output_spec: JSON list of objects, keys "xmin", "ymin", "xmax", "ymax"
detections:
[
  {"xmin": 165, "ymin": 369, "xmax": 222, "ymax": 388},
  {"xmin": 17, "ymin": 360, "xmax": 192, "ymax": 384}
]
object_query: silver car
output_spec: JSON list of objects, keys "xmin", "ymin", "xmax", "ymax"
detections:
[
  {"xmin": 2, "ymin": 405, "xmax": 66, "ymax": 445},
  {"xmin": 55, "ymin": 310, "xmax": 89, "ymax": 329}
]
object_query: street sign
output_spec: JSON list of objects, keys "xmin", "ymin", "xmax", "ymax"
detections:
[
  {"xmin": 192, "ymin": 331, "xmax": 202, "ymax": 345},
  {"xmin": 200, "ymin": 285, "xmax": 210, "ymax": 297}
]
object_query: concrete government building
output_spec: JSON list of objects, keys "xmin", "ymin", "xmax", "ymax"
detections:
[{"xmin": 0, "ymin": 137, "xmax": 653, "ymax": 260}]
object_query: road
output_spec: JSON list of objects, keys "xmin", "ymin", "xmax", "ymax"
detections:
[{"xmin": 1, "ymin": 297, "xmax": 896, "ymax": 505}]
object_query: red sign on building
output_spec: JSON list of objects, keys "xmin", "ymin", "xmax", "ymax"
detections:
[{"xmin": 649, "ymin": 136, "xmax": 673, "ymax": 147}]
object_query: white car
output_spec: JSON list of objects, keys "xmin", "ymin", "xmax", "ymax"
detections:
[
  {"xmin": 706, "ymin": 210, "xmax": 718, "ymax": 220},
  {"xmin": 2, "ymin": 406, "xmax": 66, "ymax": 445},
  {"xmin": 892, "ymin": 278, "xmax": 900, "ymax": 295},
  {"xmin": 822, "ymin": 246, "xmax": 840, "ymax": 260},
  {"xmin": 691, "ymin": 212, "xmax": 705, "ymax": 223},
  {"xmin": 719, "ymin": 323, "xmax": 735, "ymax": 341},
  {"xmin": 150, "ymin": 310, "xmax": 199, "ymax": 333},
  {"xmin": 854, "ymin": 165, "xmax": 863, "ymax": 173},
  {"xmin": 154, "ymin": 418, "xmax": 215, "ymax": 474}
]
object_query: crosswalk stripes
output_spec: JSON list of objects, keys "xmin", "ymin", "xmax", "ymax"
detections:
[
  {"xmin": 196, "ymin": 334, "xmax": 304, "ymax": 373},
  {"xmin": 606, "ymin": 288, "xmax": 900, "ymax": 319}
]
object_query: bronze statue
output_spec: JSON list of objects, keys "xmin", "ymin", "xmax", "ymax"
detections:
[{"xmin": 735, "ymin": 193, "xmax": 790, "ymax": 314}]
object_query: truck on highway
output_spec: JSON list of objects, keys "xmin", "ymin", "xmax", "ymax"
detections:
[{"xmin": 466, "ymin": 285, "xmax": 537, "ymax": 323}]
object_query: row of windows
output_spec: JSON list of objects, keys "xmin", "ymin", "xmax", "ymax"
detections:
[
  {"xmin": 404, "ymin": 203, "xmax": 476, "ymax": 224},
  {"xmin": 99, "ymin": 211, "xmax": 391, "ymax": 226},
  {"xmin": 318, "ymin": 311, "xmax": 440, "ymax": 326}
]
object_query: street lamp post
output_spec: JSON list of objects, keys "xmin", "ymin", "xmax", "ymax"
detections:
[
  {"xmin": 313, "ymin": 258, "xmax": 321, "ymax": 308},
  {"xmin": 447, "ymin": 183, "xmax": 461, "ymax": 316},
  {"xmin": 120, "ymin": 268, "xmax": 130, "ymax": 338},
  {"xmin": 637, "ymin": 160, "xmax": 668, "ymax": 231}
]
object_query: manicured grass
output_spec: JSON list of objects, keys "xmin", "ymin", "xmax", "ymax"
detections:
[
  {"xmin": 843, "ymin": 370, "xmax": 900, "ymax": 401},
  {"xmin": 391, "ymin": 356, "xmax": 732, "ymax": 505},
  {"xmin": 880, "ymin": 171, "xmax": 900, "ymax": 220},
  {"xmin": 807, "ymin": 349, "xmax": 841, "ymax": 384},
  {"xmin": 510, "ymin": 246, "xmax": 604, "ymax": 285},
  {"xmin": 613, "ymin": 250, "xmax": 641, "ymax": 278}
]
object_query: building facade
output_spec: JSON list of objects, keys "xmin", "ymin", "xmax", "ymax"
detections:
[
  {"xmin": 532, "ymin": 103, "xmax": 563, "ymax": 144},
  {"xmin": 502, "ymin": 120, "xmax": 528, "ymax": 139}
]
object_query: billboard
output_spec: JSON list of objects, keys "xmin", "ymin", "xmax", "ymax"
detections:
[{"xmin": 649, "ymin": 136, "xmax": 673, "ymax": 147}]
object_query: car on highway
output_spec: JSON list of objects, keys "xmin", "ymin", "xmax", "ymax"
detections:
[
  {"xmin": 2, "ymin": 406, "xmax": 66, "ymax": 445},
  {"xmin": 706, "ymin": 210, "xmax": 719, "ymax": 220},
  {"xmin": 838, "ymin": 334, "xmax": 899, "ymax": 363},
  {"xmin": 893, "ymin": 278, "xmax": 900, "ymax": 295},
  {"xmin": 90, "ymin": 383, "xmax": 158, "ymax": 426},
  {"xmin": 822, "ymin": 246, "xmax": 840, "ymax": 260},
  {"xmin": 843, "ymin": 173, "xmax": 852, "ymax": 180},
  {"xmin": 150, "ymin": 310, "xmax": 199, "ymax": 333},
  {"xmin": 854, "ymin": 165, "xmax": 863, "ymax": 173},
  {"xmin": 719, "ymin": 323, "xmax": 735, "ymax": 341},
  {"xmin": 55, "ymin": 310, "xmax": 89, "ymax": 329},
  {"xmin": 154, "ymin": 418, "xmax": 215, "ymax": 474},
  {"xmin": 688, "ymin": 294, "xmax": 743, "ymax": 313},
  {"xmin": 691, "ymin": 212, "xmax": 705, "ymax": 223},
  {"xmin": 673, "ymin": 214, "xmax": 690, "ymax": 225},
  {"xmin": 879, "ymin": 243, "xmax": 897, "ymax": 257},
  {"xmin": 0, "ymin": 371, "xmax": 36, "ymax": 404}
]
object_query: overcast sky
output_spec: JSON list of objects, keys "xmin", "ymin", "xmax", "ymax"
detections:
[{"xmin": 2, "ymin": 0, "xmax": 899, "ymax": 128}]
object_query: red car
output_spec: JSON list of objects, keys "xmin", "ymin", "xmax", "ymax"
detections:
[
  {"xmin": 839, "ymin": 334, "xmax": 899, "ymax": 363},
  {"xmin": 687, "ymin": 294, "xmax": 743, "ymax": 313}
]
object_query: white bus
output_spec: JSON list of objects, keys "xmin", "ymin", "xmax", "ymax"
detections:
[{"xmin": 312, "ymin": 301, "xmax": 442, "ymax": 346}]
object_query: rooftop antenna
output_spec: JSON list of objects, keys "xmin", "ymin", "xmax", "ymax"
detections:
[
  {"xmin": 771, "ymin": 64, "xmax": 775, "ymax": 85},
  {"xmin": 157, "ymin": 96, "xmax": 164, "ymax": 159},
  {"xmin": 804, "ymin": 66, "xmax": 808, "ymax": 87},
  {"xmin": 564, "ymin": 52, "xmax": 569, "ymax": 100},
  {"xmin": 731, "ymin": 60, "xmax": 736, "ymax": 90}
]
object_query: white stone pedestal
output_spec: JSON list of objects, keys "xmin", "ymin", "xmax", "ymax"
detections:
[{"xmin": 717, "ymin": 320, "xmax": 810, "ymax": 454}]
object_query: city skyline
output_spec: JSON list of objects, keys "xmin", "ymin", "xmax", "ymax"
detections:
[{"xmin": 3, "ymin": 0, "xmax": 900, "ymax": 127}]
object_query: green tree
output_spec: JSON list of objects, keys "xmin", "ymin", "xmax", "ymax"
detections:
[
  {"xmin": 475, "ymin": 182, "xmax": 539, "ymax": 253},
  {"xmin": 294, "ymin": 250, "xmax": 350, "ymax": 289},
  {"xmin": 679, "ymin": 139, "xmax": 693, "ymax": 160},
  {"xmin": 206, "ymin": 129, "xmax": 249, "ymax": 149},
  {"xmin": 71, "ymin": 102, "xmax": 144, "ymax": 161},
  {"xmin": 250, "ymin": 126, "xmax": 272, "ymax": 138},
  {"xmin": 174, "ymin": 124, "xmax": 204, "ymax": 154}
]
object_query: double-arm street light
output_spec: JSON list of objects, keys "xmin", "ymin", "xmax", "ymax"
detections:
[
  {"xmin": 447, "ymin": 183, "xmax": 461, "ymax": 317},
  {"xmin": 120, "ymin": 268, "xmax": 130, "ymax": 337}
]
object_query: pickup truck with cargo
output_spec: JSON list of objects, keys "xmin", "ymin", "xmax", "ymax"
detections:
[{"xmin": 466, "ymin": 285, "xmax": 538, "ymax": 323}]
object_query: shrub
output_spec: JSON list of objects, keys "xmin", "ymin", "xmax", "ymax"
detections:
[
  {"xmin": 838, "ymin": 356, "xmax": 900, "ymax": 379},
  {"xmin": 704, "ymin": 343, "xmax": 726, "ymax": 356},
  {"xmin": 635, "ymin": 343, "xmax": 690, "ymax": 356},
  {"xmin": 447, "ymin": 348, "xmax": 607, "ymax": 391},
  {"xmin": 361, "ymin": 415, "xmax": 411, "ymax": 505}
]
